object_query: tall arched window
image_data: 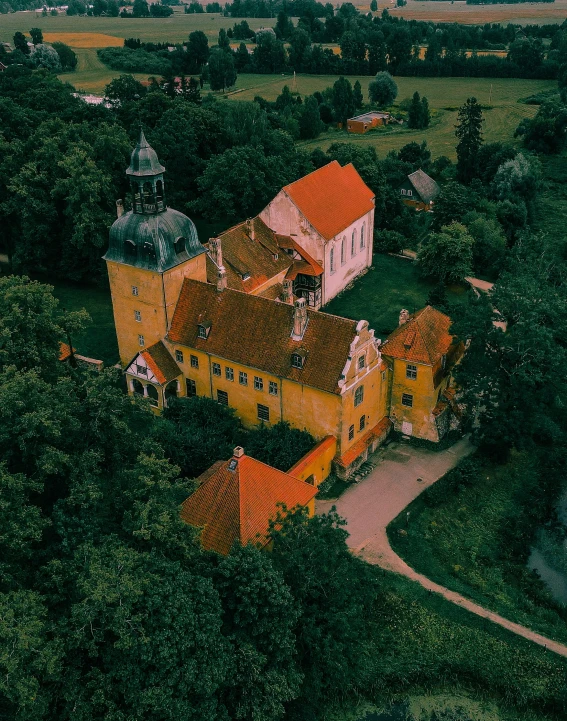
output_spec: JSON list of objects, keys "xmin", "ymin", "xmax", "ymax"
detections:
[
  {"xmin": 174, "ymin": 237, "xmax": 185, "ymax": 255},
  {"xmin": 360, "ymin": 224, "xmax": 365, "ymax": 249},
  {"xmin": 143, "ymin": 181, "xmax": 155, "ymax": 208},
  {"xmin": 165, "ymin": 380, "xmax": 178, "ymax": 407},
  {"xmin": 351, "ymin": 231, "xmax": 356, "ymax": 257},
  {"xmin": 132, "ymin": 379, "xmax": 144, "ymax": 396},
  {"xmin": 146, "ymin": 384, "xmax": 159, "ymax": 407},
  {"xmin": 341, "ymin": 237, "xmax": 346, "ymax": 265},
  {"xmin": 330, "ymin": 246, "xmax": 335, "ymax": 273},
  {"xmin": 132, "ymin": 181, "xmax": 141, "ymax": 211},
  {"xmin": 156, "ymin": 179, "xmax": 164, "ymax": 205},
  {"xmin": 124, "ymin": 240, "xmax": 136, "ymax": 260}
]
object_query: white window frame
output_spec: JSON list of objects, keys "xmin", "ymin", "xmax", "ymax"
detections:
[
  {"xmin": 406, "ymin": 364, "xmax": 417, "ymax": 380},
  {"xmin": 190, "ymin": 354, "xmax": 199, "ymax": 369},
  {"xmin": 351, "ymin": 231, "xmax": 356, "ymax": 257},
  {"xmin": 269, "ymin": 381, "xmax": 278, "ymax": 396},
  {"xmin": 239, "ymin": 371, "xmax": 248, "ymax": 386},
  {"xmin": 354, "ymin": 385, "xmax": 364, "ymax": 407},
  {"xmin": 330, "ymin": 246, "xmax": 335, "ymax": 274},
  {"xmin": 254, "ymin": 376, "xmax": 264, "ymax": 391},
  {"xmin": 138, "ymin": 335, "xmax": 144, "ymax": 347},
  {"xmin": 225, "ymin": 367, "xmax": 234, "ymax": 382},
  {"xmin": 212, "ymin": 362, "xmax": 221, "ymax": 377},
  {"xmin": 134, "ymin": 310, "xmax": 141, "ymax": 322},
  {"xmin": 175, "ymin": 350, "xmax": 184, "ymax": 363},
  {"xmin": 132, "ymin": 286, "xmax": 139, "ymax": 296}
]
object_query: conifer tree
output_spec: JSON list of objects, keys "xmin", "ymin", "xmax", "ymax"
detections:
[
  {"xmin": 455, "ymin": 96, "xmax": 484, "ymax": 184},
  {"xmin": 353, "ymin": 79, "xmax": 363, "ymax": 109}
]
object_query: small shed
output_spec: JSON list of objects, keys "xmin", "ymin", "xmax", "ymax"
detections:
[
  {"xmin": 347, "ymin": 111, "xmax": 391, "ymax": 134},
  {"xmin": 398, "ymin": 169, "xmax": 440, "ymax": 211}
]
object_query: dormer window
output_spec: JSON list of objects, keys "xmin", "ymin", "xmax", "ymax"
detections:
[
  {"xmin": 241, "ymin": 271, "xmax": 251, "ymax": 281},
  {"xmin": 124, "ymin": 240, "xmax": 136, "ymax": 259},
  {"xmin": 291, "ymin": 351, "xmax": 305, "ymax": 369},
  {"xmin": 198, "ymin": 320, "xmax": 211, "ymax": 339},
  {"xmin": 143, "ymin": 241, "xmax": 156, "ymax": 259},
  {"xmin": 174, "ymin": 237, "xmax": 185, "ymax": 255}
]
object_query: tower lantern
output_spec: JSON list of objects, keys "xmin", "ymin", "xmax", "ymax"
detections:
[{"xmin": 126, "ymin": 129, "xmax": 166, "ymax": 214}]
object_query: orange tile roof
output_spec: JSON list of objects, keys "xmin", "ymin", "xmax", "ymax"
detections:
[
  {"xmin": 180, "ymin": 453, "xmax": 318, "ymax": 555},
  {"xmin": 206, "ymin": 217, "xmax": 291, "ymax": 294},
  {"xmin": 282, "ymin": 161, "xmax": 375, "ymax": 241},
  {"xmin": 59, "ymin": 342, "xmax": 75, "ymax": 362},
  {"xmin": 140, "ymin": 341, "xmax": 181, "ymax": 385},
  {"xmin": 335, "ymin": 417, "xmax": 392, "ymax": 469},
  {"xmin": 380, "ymin": 306, "xmax": 454, "ymax": 366},
  {"xmin": 168, "ymin": 280, "xmax": 359, "ymax": 395},
  {"xmin": 277, "ymin": 236, "xmax": 324, "ymax": 277}
]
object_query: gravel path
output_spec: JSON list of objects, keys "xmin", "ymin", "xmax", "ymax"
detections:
[{"xmin": 317, "ymin": 438, "xmax": 567, "ymax": 659}]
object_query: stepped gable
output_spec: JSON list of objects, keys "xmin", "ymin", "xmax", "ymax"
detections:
[
  {"xmin": 282, "ymin": 161, "xmax": 375, "ymax": 241},
  {"xmin": 180, "ymin": 452, "xmax": 318, "ymax": 555},
  {"xmin": 381, "ymin": 306, "xmax": 454, "ymax": 365},
  {"xmin": 168, "ymin": 280, "xmax": 357, "ymax": 394}
]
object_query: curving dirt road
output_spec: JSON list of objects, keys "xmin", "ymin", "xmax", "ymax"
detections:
[{"xmin": 316, "ymin": 438, "xmax": 567, "ymax": 659}]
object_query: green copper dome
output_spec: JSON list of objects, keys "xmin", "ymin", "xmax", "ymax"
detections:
[{"xmin": 127, "ymin": 129, "xmax": 165, "ymax": 177}]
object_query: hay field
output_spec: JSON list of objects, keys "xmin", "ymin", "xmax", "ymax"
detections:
[
  {"xmin": 369, "ymin": 0, "xmax": 567, "ymax": 24},
  {"xmin": 0, "ymin": 9, "xmax": 275, "ymax": 44},
  {"xmin": 43, "ymin": 32, "xmax": 123, "ymax": 47},
  {"xmin": 228, "ymin": 74, "xmax": 555, "ymax": 159}
]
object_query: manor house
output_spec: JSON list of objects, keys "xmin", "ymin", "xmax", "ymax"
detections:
[{"xmin": 104, "ymin": 133, "xmax": 460, "ymax": 479}]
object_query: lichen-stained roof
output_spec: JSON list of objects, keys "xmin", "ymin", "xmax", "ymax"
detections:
[
  {"xmin": 380, "ymin": 306, "xmax": 454, "ymax": 366},
  {"xmin": 407, "ymin": 169, "xmax": 440, "ymax": 204},
  {"xmin": 282, "ymin": 161, "xmax": 375, "ymax": 241},
  {"xmin": 205, "ymin": 217, "xmax": 291, "ymax": 294},
  {"xmin": 126, "ymin": 129, "xmax": 165, "ymax": 177},
  {"xmin": 140, "ymin": 341, "xmax": 181, "ymax": 385},
  {"xmin": 168, "ymin": 280, "xmax": 358, "ymax": 394},
  {"xmin": 180, "ymin": 453, "xmax": 317, "ymax": 555}
]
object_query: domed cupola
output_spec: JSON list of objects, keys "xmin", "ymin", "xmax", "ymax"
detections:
[{"xmin": 104, "ymin": 129, "xmax": 205, "ymax": 272}]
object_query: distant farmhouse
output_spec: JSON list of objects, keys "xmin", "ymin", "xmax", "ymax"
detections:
[
  {"xmin": 398, "ymin": 169, "xmax": 440, "ymax": 211},
  {"xmin": 347, "ymin": 111, "xmax": 391, "ymax": 134}
]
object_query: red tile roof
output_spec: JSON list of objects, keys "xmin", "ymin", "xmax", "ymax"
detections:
[
  {"xmin": 380, "ymin": 306, "xmax": 454, "ymax": 366},
  {"xmin": 277, "ymin": 236, "xmax": 324, "ymax": 278},
  {"xmin": 140, "ymin": 341, "xmax": 181, "ymax": 385},
  {"xmin": 59, "ymin": 342, "xmax": 75, "ymax": 362},
  {"xmin": 282, "ymin": 161, "xmax": 375, "ymax": 241},
  {"xmin": 180, "ymin": 453, "xmax": 318, "ymax": 555},
  {"xmin": 335, "ymin": 417, "xmax": 392, "ymax": 469},
  {"xmin": 168, "ymin": 280, "xmax": 358, "ymax": 394}
]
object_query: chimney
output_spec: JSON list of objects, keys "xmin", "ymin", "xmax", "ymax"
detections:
[
  {"xmin": 399, "ymin": 309, "xmax": 410, "ymax": 326},
  {"xmin": 217, "ymin": 265, "xmax": 227, "ymax": 292},
  {"xmin": 209, "ymin": 237, "xmax": 222, "ymax": 267},
  {"xmin": 282, "ymin": 279, "xmax": 293, "ymax": 304},
  {"xmin": 291, "ymin": 298, "xmax": 308, "ymax": 340},
  {"xmin": 246, "ymin": 218, "xmax": 255, "ymax": 241},
  {"xmin": 233, "ymin": 446, "xmax": 244, "ymax": 458},
  {"xmin": 116, "ymin": 199, "xmax": 124, "ymax": 218}
]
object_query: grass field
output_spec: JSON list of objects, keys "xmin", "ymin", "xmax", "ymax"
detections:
[
  {"xmin": 58, "ymin": 47, "xmax": 153, "ymax": 94},
  {"xmin": 386, "ymin": 0, "xmax": 567, "ymax": 25},
  {"xmin": 323, "ymin": 254, "xmax": 470, "ymax": 338}
]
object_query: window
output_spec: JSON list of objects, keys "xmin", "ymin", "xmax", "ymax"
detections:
[
  {"xmin": 225, "ymin": 367, "xmax": 234, "ymax": 381},
  {"xmin": 124, "ymin": 240, "xmax": 136, "ymax": 259},
  {"xmin": 146, "ymin": 384, "xmax": 158, "ymax": 407},
  {"xmin": 358, "ymin": 354, "xmax": 365, "ymax": 370},
  {"xmin": 138, "ymin": 335, "xmax": 144, "ymax": 347},
  {"xmin": 239, "ymin": 371, "xmax": 248, "ymax": 386},
  {"xmin": 198, "ymin": 321, "xmax": 211, "ymax": 339},
  {"xmin": 174, "ymin": 237, "xmax": 185, "ymax": 255},
  {"xmin": 341, "ymin": 237, "xmax": 346, "ymax": 265},
  {"xmin": 190, "ymin": 355, "xmax": 199, "ymax": 369},
  {"xmin": 217, "ymin": 390, "xmax": 229, "ymax": 406},
  {"xmin": 406, "ymin": 364, "xmax": 417, "ymax": 380},
  {"xmin": 351, "ymin": 231, "xmax": 356, "ymax": 257},
  {"xmin": 175, "ymin": 350, "xmax": 184, "ymax": 363},
  {"xmin": 136, "ymin": 364, "xmax": 147, "ymax": 376},
  {"xmin": 359, "ymin": 414, "xmax": 366, "ymax": 431},
  {"xmin": 134, "ymin": 310, "xmax": 141, "ymax": 322},
  {"xmin": 360, "ymin": 225, "xmax": 365, "ymax": 249},
  {"xmin": 408, "ymin": 190, "xmax": 413, "ymax": 196},
  {"xmin": 212, "ymin": 362, "xmax": 221, "ymax": 376},
  {"xmin": 354, "ymin": 385, "xmax": 364, "ymax": 407},
  {"xmin": 291, "ymin": 353, "xmax": 304, "ymax": 369},
  {"xmin": 348, "ymin": 424, "xmax": 354, "ymax": 441},
  {"xmin": 254, "ymin": 376, "xmax": 264, "ymax": 391},
  {"xmin": 330, "ymin": 247, "xmax": 335, "ymax": 273},
  {"xmin": 382, "ymin": 370, "xmax": 387, "ymax": 382},
  {"xmin": 402, "ymin": 393, "xmax": 413, "ymax": 408},
  {"xmin": 269, "ymin": 381, "xmax": 278, "ymax": 396},
  {"xmin": 401, "ymin": 189, "xmax": 407, "ymax": 196},
  {"xmin": 186, "ymin": 378, "xmax": 197, "ymax": 397},
  {"xmin": 132, "ymin": 286, "xmax": 139, "ymax": 296},
  {"xmin": 257, "ymin": 403, "xmax": 270, "ymax": 422}
]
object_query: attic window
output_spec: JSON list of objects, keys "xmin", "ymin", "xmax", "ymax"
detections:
[
  {"xmin": 291, "ymin": 352, "xmax": 305, "ymax": 369},
  {"xmin": 198, "ymin": 320, "xmax": 211, "ymax": 339},
  {"xmin": 272, "ymin": 253, "xmax": 279, "ymax": 261},
  {"xmin": 124, "ymin": 240, "xmax": 136, "ymax": 258},
  {"xmin": 228, "ymin": 458, "xmax": 238, "ymax": 472},
  {"xmin": 174, "ymin": 237, "xmax": 185, "ymax": 255},
  {"xmin": 143, "ymin": 241, "xmax": 156, "ymax": 259},
  {"xmin": 241, "ymin": 271, "xmax": 251, "ymax": 281}
]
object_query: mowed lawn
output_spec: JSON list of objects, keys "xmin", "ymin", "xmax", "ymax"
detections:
[
  {"xmin": 230, "ymin": 74, "xmax": 554, "ymax": 160},
  {"xmin": 59, "ymin": 47, "xmax": 153, "ymax": 94},
  {"xmin": 323, "ymin": 254, "xmax": 470, "ymax": 339}
]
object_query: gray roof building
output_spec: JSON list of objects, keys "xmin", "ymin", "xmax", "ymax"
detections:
[{"xmin": 405, "ymin": 169, "xmax": 440, "ymax": 205}]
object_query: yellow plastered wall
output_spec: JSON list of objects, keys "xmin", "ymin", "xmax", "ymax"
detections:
[
  {"xmin": 287, "ymin": 436, "xmax": 337, "ymax": 486},
  {"xmin": 388, "ymin": 358, "xmax": 440, "ymax": 441},
  {"xmin": 107, "ymin": 254, "xmax": 206, "ymax": 366}
]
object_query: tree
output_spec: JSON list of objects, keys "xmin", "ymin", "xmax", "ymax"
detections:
[
  {"xmin": 13, "ymin": 32, "xmax": 29, "ymax": 55},
  {"xmin": 507, "ymin": 37, "xmax": 544, "ymax": 71},
  {"xmin": 235, "ymin": 41, "xmax": 250, "ymax": 71},
  {"xmin": 455, "ymin": 97, "xmax": 484, "ymax": 184},
  {"xmin": 52, "ymin": 41, "xmax": 78, "ymax": 71},
  {"xmin": 299, "ymin": 95, "xmax": 323, "ymax": 140},
  {"xmin": 331, "ymin": 76, "xmax": 355, "ymax": 126},
  {"xmin": 31, "ymin": 44, "xmax": 62, "ymax": 71},
  {"xmin": 132, "ymin": 0, "xmax": 150, "ymax": 15},
  {"xmin": 208, "ymin": 47, "xmax": 236, "ymax": 92},
  {"xmin": 417, "ymin": 222, "xmax": 474, "ymax": 284},
  {"xmin": 187, "ymin": 30, "xmax": 210, "ymax": 73},
  {"xmin": 462, "ymin": 211, "xmax": 507, "ymax": 278},
  {"xmin": 150, "ymin": 3, "xmax": 173, "ymax": 15},
  {"xmin": 370, "ymin": 0, "xmax": 377, "ymax": 10},
  {"xmin": 386, "ymin": 25, "xmax": 412, "ymax": 70},
  {"xmin": 368, "ymin": 71, "xmax": 397, "ymax": 108},
  {"xmin": 432, "ymin": 181, "xmax": 473, "ymax": 230},
  {"xmin": 107, "ymin": 0, "xmax": 120, "ymax": 17},
  {"xmin": 397, "ymin": 140, "xmax": 430, "ymax": 171},
  {"xmin": 407, "ymin": 91, "xmax": 422, "ymax": 128},
  {"xmin": 275, "ymin": 10, "xmax": 293, "ymax": 40},
  {"xmin": 245, "ymin": 422, "xmax": 315, "ymax": 471},
  {"xmin": 491, "ymin": 152, "xmax": 542, "ymax": 223},
  {"xmin": 218, "ymin": 27, "xmax": 230, "ymax": 51},
  {"xmin": 515, "ymin": 101, "xmax": 567, "ymax": 155},
  {"xmin": 66, "ymin": 0, "xmax": 86, "ymax": 14},
  {"xmin": 105, "ymin": 74, "xmax": 147, "ymax": 104},
  {"xmin": 29, "ymin": 27, "xmax": 43, "ymax": 45},
  {"xmin": 353, "ymin": 79, "xmax": 363, "ymax": 109}
]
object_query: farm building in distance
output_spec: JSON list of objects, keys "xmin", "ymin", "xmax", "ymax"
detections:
[
  {"xmin": 347, "ymin": 111, "xmax": 391, "ymax": 134},
  {"xmin": 398, "ymin": 169, "xmax": 440, "ymax": 211}
]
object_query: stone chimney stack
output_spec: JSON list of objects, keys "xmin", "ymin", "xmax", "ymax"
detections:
[
  {"xmin": 209, "ymin": 236, "xmax": 222, "ymax": 267},
  {"xmin": 291, "ymin": 297, "xmax": 308, "ymax": 340},
  {"xmin": 282, "ymin": 279, "xmax": 294, "ymax": 304},
  {"xmin": 246, "ymin": 218, "xmax": 255, "ymax": 241},
  {"xmin": 116, "ymin": 199, "xmax": 124, "ymax": 218},
  {"xmin": 233, "ymin": 446, "xmax": 244, "ymax": 458},
  {"xmin": 399, "ymin": 309, "xmax": 410, "ymax": 326},
  {"xmin": 217, "ymin": 265, "xmax": 227, "ymax": 292}
]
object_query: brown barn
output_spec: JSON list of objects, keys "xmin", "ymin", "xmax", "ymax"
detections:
[
  {"xmin": 398, "ymin": 169, "xmax": 440, "ymax": 211},
  {"xmin": 347, "ymin": 111, "xmax": 391, "ymax": 134}
]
